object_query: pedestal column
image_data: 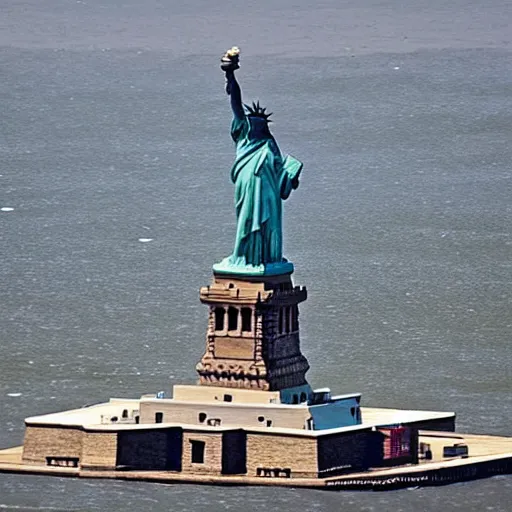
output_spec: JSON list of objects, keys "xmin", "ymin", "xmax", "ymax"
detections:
[{"xmin": 196, "ymin": 272, "xmax": 310, "ymax": 391}]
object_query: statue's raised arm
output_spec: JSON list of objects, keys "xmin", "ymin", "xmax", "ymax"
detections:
[
  {"xmin": 221, "ymin": 47, "xmax": 244, "ymax": 120},
  {"xmin": 214, "ymin": 47, "xmax": 303, "ymax": 277}
]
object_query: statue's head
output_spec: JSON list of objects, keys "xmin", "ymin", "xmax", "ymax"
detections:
[
  {"xmin": 245, "ymin": 101, "xmax": 272, "ymax": 139},
  {"xmin": 244, "ymin": 101, "xmax": 272, "ymax": 123}
]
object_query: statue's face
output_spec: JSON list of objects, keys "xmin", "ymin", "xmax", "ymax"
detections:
[{"xmin": 248, "ymin": 116, "xmax": 271, "ymax": 139}]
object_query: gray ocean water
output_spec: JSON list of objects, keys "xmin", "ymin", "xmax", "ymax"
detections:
[{"xmin": 1, "ymin": 0, "xmax": 511, "ymax": 510}]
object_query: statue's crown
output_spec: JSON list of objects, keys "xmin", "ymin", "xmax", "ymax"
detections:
[{"xmin": 244, "ymin": 101, "xmax": 273, "ymax": 122}]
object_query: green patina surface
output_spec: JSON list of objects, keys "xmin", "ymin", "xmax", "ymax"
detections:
[{"xmin": 216, "ymin": 51, "xmax": 302, "ymax": 277}]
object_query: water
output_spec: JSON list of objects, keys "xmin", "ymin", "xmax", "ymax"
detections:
[{"xmin": 1, "ymin": 0, "xmax": 511, "ymax": 510}]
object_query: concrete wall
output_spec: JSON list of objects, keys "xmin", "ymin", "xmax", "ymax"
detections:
[
  {"xmin": 279, "ymin": 384, "xmax": 313, "ymax": 405},
  {"xmin": 81, "ymin": 431, "xmax": 118, "ymax": 469},
  {"xmin": 246, "ymin": 433, "xmax": 317, "ymax": 478},
  {"xmin": 140, "ymin": 400, "xmax": 310, "ymax": 430},
  {"xmin": 309, "ymin": 396, "xmax": 361, "ymax": 430},
  {"xmin": 173, "ymin": 385, "xmax": 280, "ymax": 404},
  {"xmin": 22, "ymin": 425, "xmax": 83, "ymax": 465}
]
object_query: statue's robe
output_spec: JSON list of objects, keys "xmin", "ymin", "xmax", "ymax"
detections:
[{"xmin": 229, "ymin": 115, "xmax": 302, "ymax": 267}]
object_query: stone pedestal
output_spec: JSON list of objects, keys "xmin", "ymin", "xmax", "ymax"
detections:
[{"xmin": 196, "ymin": 272, "xmax": 310, "ymax": 391}]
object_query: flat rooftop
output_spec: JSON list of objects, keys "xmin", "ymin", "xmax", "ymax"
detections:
[
  {"xmin": 24, "ymin": 398, "xmax": 455, "ymax": 436},
  {"xmin": 361, "ymin": 407, "xmax": 455, "ymax": 426},
  {"xmin": 25, "ymin": 399, "xmax": 139, "ymax": 427}
]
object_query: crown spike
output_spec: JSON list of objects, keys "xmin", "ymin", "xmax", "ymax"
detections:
[{"xmin": 245, "ymin": 100, "xmax": 273, "ymax": 121}]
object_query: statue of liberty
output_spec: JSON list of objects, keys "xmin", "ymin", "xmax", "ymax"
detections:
[{"xmin": 213, "ymin": 47, "xmax": 303, "ymax": 276}]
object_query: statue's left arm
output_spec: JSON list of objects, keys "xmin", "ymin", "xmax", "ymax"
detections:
[{"xmin": 280, "ymin": 155, "xmax": 303, "ymax": 199}]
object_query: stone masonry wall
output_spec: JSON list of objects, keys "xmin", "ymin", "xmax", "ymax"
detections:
[
  {"xmin": 81, "ymin": 431, "xmax": 118, "ymax": 469},
  {"xmin": 22, "ymin": 426, "xmax": 83, "ymax": 465},
  {"xmin": 412, "ymin": 417, "xmax": 456, "ymax": 432},
  {"xmin": 182, "ymin": 431, "xmax": 222, "ymax": 475},
  {"xmin": 246, "ymin": 433, "xmax": 317, "ymax": 478},
  {"xmin": 116, "ymin": 430, "xmax": 169, "ymax": 470},
  {"xmin": 317, "ymin": 431, "xmax": 375, "ymax": 476}
]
